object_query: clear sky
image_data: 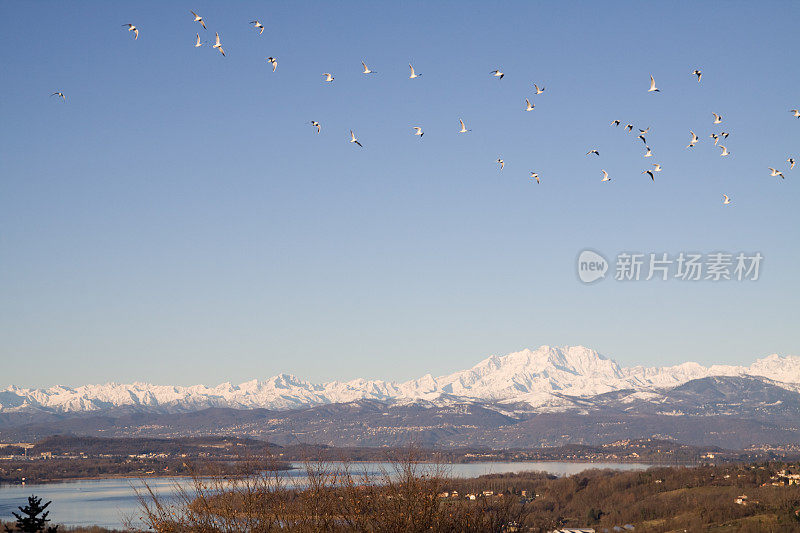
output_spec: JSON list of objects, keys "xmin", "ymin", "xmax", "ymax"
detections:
[{"xmin": 1, "ymin": 1, "xmax": 798, "ymax": 389}]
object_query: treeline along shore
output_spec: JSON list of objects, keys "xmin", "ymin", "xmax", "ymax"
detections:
[{"xmin": 2, "ymin": 434, "xmax": 799, "ymax": 485}]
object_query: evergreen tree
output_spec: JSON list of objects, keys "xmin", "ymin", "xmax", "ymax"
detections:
[{"xmin": 4, "ymin": 495, "xmax": 58, "ymax": 533}]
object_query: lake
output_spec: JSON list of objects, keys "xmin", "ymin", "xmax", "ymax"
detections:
[{"xmin": 0, "ymin": 461, "xmax": 650, "ymax": 529}]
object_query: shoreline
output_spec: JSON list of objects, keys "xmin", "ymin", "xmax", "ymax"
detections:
[{"xmin": 0, "ymin": 458, "xmax": 667, "ymax": 486}]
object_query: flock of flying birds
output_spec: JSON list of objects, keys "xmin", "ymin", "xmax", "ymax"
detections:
[{"xmin": 50, "ymin": 13, "xmax": 800, "ymax": 206}]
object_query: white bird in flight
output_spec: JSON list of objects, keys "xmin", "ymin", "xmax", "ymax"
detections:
[
  {"xmin": 611, "ymin": 120, "xmax": 621, "ymax": 127},
  {"xmin": 122, "ymin": 24, "xmax": 138, "ymax": 40},
  {"xmin": 790, "ymin": 109, "xmax": 800, "ymax": 118},
  {"xmin": 625, "ymin": 124, "xmax": 634, "ymax": 132},
  {"xmin": 349, "ymin": 130, "xmax": 363, "ymax": 147},
  {"xmin": 361, "ymin": 61, "xmax": 375, "ymax": 74},
  {"xmin": 194, "ymin": 33, "xmax": 202, "ymax": 47},
  {"xmin": 458, "ymin": 119, "xmax": 470, "ymax": 133},
  {"xmin": 310, "ymin": 121, "xmax": 321, "ymax": 134},
  {"xmin": 788, "ymin": 157, "xmax": 796, "ymax": 170},
  {"xmin": 534, "ymin": 83, "xmax": 545, "ymax": 94},
  {"xmin": 687, "ymin": 131, "xmax": 699, "ymax": 148},
  {"xmin": 408, "ymin": 64, "xmax": 421, "ymax": 79},
  {"xmin": 719, "ymin": 145, "xmax": 730, "ymax": 156},
  {"xmin": 412, "ymin": 126, "xmax": 424, "ymax": 137},
  {"xmin": 710, "ymin": 133, "xmax": 719, "ymax": 145},
  {"xmin": 213, "ymin": 32, "xmax": 225, "ymax": 56},
  {"xmin": 586, "ymin": 149, "xmax": 599, "ymax": 156},
  {"xmin": 251, "ymin": 20, "xmax": 264, "ymax": 34},
  {"xmin": 530, "ymin": 171, "xmax": 540, "ymax": 183},
  {"xmin": 723, "ymin": 195, "xmax": 731, "ymax": 205},
  {"xmin": 693, "ymin": 69, "xmax": 702, "ymax": 82},
  {"xmin": 51, "ymin": 92, "xmax": 65, "ymax": 100},
  {"xmin": 644, "ymin": 146, "xmax": 653, "ymax": 158},
  {"xmin": 322, "ymin": 73, "xmax": 334, "ymax": 82},
  {"xmin": 713, "ymin": 113, "xmax": 723, "ymax": 124},
  {"xmin": 491, "ymin": 69, "xmax": 504, "ymax": 79},
  {"xmin": 525, "ymin": 98, "xmax": 535, "ymax": 111},
  {"xmin": 769, "ymin": 167, "xmax": 785, "ymax": 179},
  {"xmin": 496, "ymin": 158, "xmax": 504, "ymax": 170},
  {"xmin": 642, "ymin": 170, "xmax": 655, "ymax": 181},
  {"xmin": 190, "ymin": 11, "xmax": 206, "ymax": 29},
  {"xmin": 266, "ymin": 57, "xmax": 277, "ymax": 72},
  {"xmin": 653, "ymin": 164, "xmax": 662, "ymax": 172},
  {"xmin": 648, "ymin": 75, "xmax": 660, "ymax": 92},
  {"xmin": 601, "ymin": 170, "xmax": 611, "ymax": 182}
]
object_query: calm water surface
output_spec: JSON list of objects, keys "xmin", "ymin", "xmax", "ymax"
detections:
[{"xmin": 0, "ymin": 461, "xmax": 650, "ymax": 529}]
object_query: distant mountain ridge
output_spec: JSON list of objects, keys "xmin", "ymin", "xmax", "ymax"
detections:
[{"xmin": 2, "ymin": 345, "xmax": 799, "ymax": 414}]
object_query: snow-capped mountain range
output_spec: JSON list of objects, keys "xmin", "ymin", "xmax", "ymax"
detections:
[{"xmin": 2, "ymin": 345, "xmax": 799, "ymax": 414}]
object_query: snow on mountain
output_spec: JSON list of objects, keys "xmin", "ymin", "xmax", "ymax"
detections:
[{"xmin": 2, "ymin": 345, "xmax": 799, "ymax": 414}]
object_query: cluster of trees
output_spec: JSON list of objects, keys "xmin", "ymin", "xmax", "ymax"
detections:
[
  {"xmin": 29, "ymin": 436, "xmax": 276, "ymax": 458},
  {"xmin": 134, "ymin": 454, "xmax": 541, "ymax": 532},
  {"xmin": 134, "ymin": 458, "xmax": 800, "ymax": 532},
  {"xmin": 0, "ymin": 456, "xmax": 280, "ymax": 484}
]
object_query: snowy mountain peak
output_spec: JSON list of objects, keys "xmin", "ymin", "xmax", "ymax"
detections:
[{"xmin": 1, "ymin": 345, "xmax": 799, "ymax": 414}]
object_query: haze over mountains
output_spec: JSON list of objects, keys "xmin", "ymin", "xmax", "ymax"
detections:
[{"xmin": 2, "ymin": 345, "xmax": 799, "ymax": 414}]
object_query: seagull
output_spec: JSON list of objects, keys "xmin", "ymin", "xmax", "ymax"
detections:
[
  {"xmin": 213, "ymin": 32, "xmax": 225, "ymax": 56},
  {"xmin": 652, "ymin": 164, "xmax": 662, "ymax": 172},
  {"xmin": 687, "ymin": 131, "xmax": 699, "ymax": 148},
  {"xmin": 194, "ymin": 33, "xmax": 202, "ymax": 47},
  {"xmin": 525, "ymin": 98, "xmax": 535, "ymax": 111},
  {"xmin": 122, "ymin": 24, "xmax": 138, "ymax": 40},
  {"xmin": 51, "ymin": 92, "xmax": 65, "ymax": 100},
  {"xmin": 534, "ymin": 83, "xmax": 545, "ymax": 94},
  {"xmin": 723, "ymin": 194, "xmax": 731, "ymax": 205},
  {"xmin": 310, "ymin": 121, "xmax": 321, "ymax": 134},
  {"xmin": 713, "ymin": 113, "xmax": 723, "ymax": 124},
  {"xmin": 719, "ymin": 145, "xmax": 730, "ymax": 156},
  {"xmin": 458, "ymin": 119, "xmax": 470, "ymax": 133},
  {"xmin": 648, "ymin": 75, "xmax": 660, "ymax": 92},
  {"xmin": 586, "ymin": 149, "xmax": 600, "ymax": 156},
  {"xmin": 693, "ymin": 69, "xmax": 702, "ymax": 82},
  {"xmin": 601, "ymin": 170, "xmax": 611, "ymax": 182},
  {"xmin": 639, "ymin": 127, "xmax": 651, "ymax": 135},
  {"xmin": 496, "ymin": 158, "xmax": 504, "ymax": 170},
  {"xmin": 530, "ymin": 171, "xmax": 540, "ymax": 183},
  {"xmin": 611, "ymin": 120, "xmax": 621, "ymax": 127},
  {"xmin": 250, "ymin": 20, "xmax": 264, "ymax": 34},
  {"xmin": 625, "ymin": 124, "xmax": 634, "ymax": 132},
  {"xmin": 322, "ymin": 73, "xmax": 334, "ymax": 82},
  {"xmin": 788, "ymin": 157, "xmax": 796, "ymax": 170},
  {"xmin": 710, "ymin": 133, "xmax": 719, "ymax": 145},
  {"xmin": 638, "ymin": 134, "xmax": 647, "ymax": 145},
  {"xmin": 791, "ymin": 109, "xmax": 800, "ymax": 118},
  {"xmin": 491, "ymin": 69, "xmax": 504, "ymax": 79},
  {"xmin": 644, "ymin": 146, "xmax": 653, "ymax": 158},
  {"xmin": 769, "ymin": 167, "xmax": 785, "ymax": 179},
  {"xmin": 361, "ymin": 61, "xmax": 375, "ymax": 74},
  {"xmin": 266, "ymin": 57, "xmax": 277, "ymax": 72},
  {"xmin": 643, "ymin": 170, "xmax": 655, "ymax": 181},
  {"xmin": 190, "ymin": 11, "xmax": 206, "ymax": 29},
  {"xmin": 412, "ymin": 126, "xmax": 424, "ymax": 137},
  {"xmin": 720, "ymin": 131, "xmax": 730, "ymax": 139},
  {"xmin": 349, "ymin": 130, "xmax": 363, "ymax": 147},
  {"xmin": 408, "ymin": 64, "xmax": 421, "ymax": 79}
]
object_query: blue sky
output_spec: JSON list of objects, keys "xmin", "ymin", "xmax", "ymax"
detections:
[{"xmin": 1, "ymin": 1, "xmax": 798, "ymax": 388}]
